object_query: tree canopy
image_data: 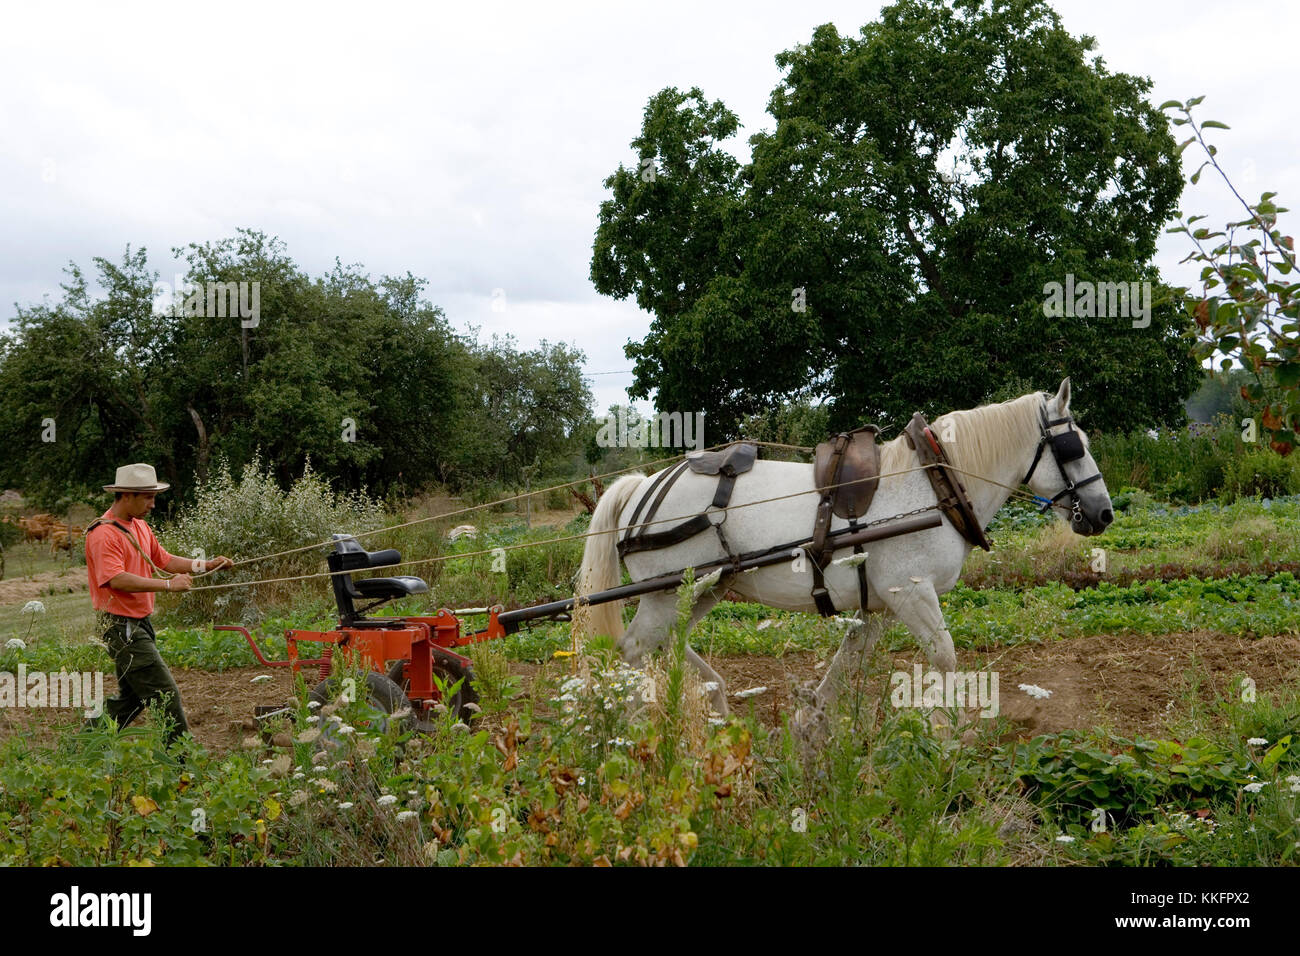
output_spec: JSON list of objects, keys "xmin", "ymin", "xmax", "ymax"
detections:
[
  {"xmin": 592, "ymin": 0, "xmax": 1201, "ymax": 435},
  {"xmin": 0, "ymin": 231, "xmax": 592, "ymax": 507}
]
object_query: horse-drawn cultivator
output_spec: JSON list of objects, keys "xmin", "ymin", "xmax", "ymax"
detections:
[
  {"xmin": 216, "ymin": 382, "xmax": 1113, "ymax": 735},
  {"xmin": 220, "ymin": 513, "xmax": 940, "ymax": 728}
]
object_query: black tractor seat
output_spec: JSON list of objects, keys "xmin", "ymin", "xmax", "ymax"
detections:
[
  {"xmin": 328, "ymin": 534, "xmax": 428, "ymax": 624},
  {"xmin": 354, "ymin": 576, "xmax": 428, "ymax": 600}
]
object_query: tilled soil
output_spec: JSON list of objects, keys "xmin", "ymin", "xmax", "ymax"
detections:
[{"xmin": 2, "ymin": 629, "xmax": 1295, "ymax": 754}]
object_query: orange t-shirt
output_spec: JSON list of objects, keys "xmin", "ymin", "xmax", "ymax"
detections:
[{"xmin": 85, "ymin": 510, "xmax": 175, "ymax": 619}]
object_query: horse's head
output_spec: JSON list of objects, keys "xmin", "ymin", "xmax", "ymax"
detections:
[{"xmin": 1022, "ymin": 379, "xmax": 1113, "ymax": 536}]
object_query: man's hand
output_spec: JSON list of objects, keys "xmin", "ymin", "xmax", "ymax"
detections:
[
  {"xmin": 208, "ymin": 555, "xmax": 234, "ymax": 572},
  {"xmin": 168, "ymin": 573, "xmax": 194, "ymax": 592}
]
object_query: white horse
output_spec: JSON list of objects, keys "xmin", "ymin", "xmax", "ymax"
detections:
[{"xmin": 576, "ymin": 380, "xmax": 1113, "ymax": 742}]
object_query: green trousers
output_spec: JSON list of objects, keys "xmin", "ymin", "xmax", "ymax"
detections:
[{"xmin": 87, "ymin": 613, "xmax": 189, "ymax": 745}]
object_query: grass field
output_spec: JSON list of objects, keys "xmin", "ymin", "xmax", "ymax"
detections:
[{"xmin": 1, "ymin": 495, "xmax": 1297, "ymax": 866}]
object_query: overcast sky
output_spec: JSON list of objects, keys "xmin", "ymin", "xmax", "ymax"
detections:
[{"xmin": 2, "ymin": 1, "xmax": 1296, "ymax": 414}]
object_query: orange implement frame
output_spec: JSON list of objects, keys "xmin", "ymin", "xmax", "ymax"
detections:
[{"xmin": 216, "ymin": 606, "xmax": 507, "ymax": 714}]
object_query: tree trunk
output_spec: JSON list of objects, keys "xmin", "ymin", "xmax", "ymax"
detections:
[{"xmin": 187, "ymin": 404, "xmax": 210, "ymax": 485}]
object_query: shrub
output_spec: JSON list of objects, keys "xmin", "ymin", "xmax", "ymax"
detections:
[
  {"xmin": 1091, "ymin": 414, "xmax": 1261, "ymax": 503},
  {"xmin": 1223, "ymin": 450, "xmax": 1300, "ymax": 501},
  {"xmin": 161, "ymin": 455, "xmax": 386, "ymax": 624}
]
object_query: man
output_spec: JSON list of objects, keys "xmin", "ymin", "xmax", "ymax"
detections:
[{"xmin": 83, "ymin": 463, "xmax": 233, "ymax": 745}]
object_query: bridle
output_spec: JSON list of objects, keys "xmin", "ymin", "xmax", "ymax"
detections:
[{"xmin": 1021, "ymin": 402, "xmax": 1104, "ymax": 518}]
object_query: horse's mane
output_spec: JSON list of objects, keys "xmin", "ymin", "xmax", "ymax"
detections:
[{"xmin": 878, "ymin": 391, "xmax": 1061, "ymax": 480}]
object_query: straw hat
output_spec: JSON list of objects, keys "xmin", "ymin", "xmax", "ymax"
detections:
[{"xmin": 103, "ymin": 463, "xmax": 170, "ymax": 493}]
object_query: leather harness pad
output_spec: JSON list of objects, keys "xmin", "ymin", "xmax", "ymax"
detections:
[
  {"xmin": 807, "ymin": 425, "xmax": 881, "ymax": 616},
  {"xmin": 903, "ymin": 412, "xmax": 992, "ymax": 552},
  {"xmin": 685, "ymin": 443, "xmax": 756, "ymax": 478},
  {"xmin": 618, "ymin": 443, "xmax": 757, "ymax": 558},
  {"xmin": 813, "ymin": 425, "xmax": 881, "ymax": 520}
]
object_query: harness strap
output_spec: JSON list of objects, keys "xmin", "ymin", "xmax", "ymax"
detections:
[
  {"xmin": 808, "ymin": 432, "xmax": 851, "ymax": 616},
  {"xmin": 86, "ymin": 517, "xmax": 171, "ymax": 578},
  {"xmin": 618, "ymin": 457, "xmax": 748, "ymax": 559},
  {"xmin": 1020, "ymin": 412, "xmax": 1076, "ymax": 485}
]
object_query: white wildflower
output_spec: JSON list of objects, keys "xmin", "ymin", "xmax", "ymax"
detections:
[
  {"xmin": 21, "ymin": 601, "xmax": 45, "ymax": 614},
  {"xmin": 451, "ymin": 721, "xmax": 470, "ymax": 733},
  {"xmin": 307, "ymin": 700, "xmax": 322, "ymax": 710},
  {"xmin": 396, "ymin": 810, "xmax": 419, "ymax": 823},
  {"xmin": 1055, "ymin": 835, "xmax": 1075, "ymax": 843},
  {"xmin": 1247, "ymin": 737, "xmax": 1268, "ymax": 746},
  {"xmin": 377, "ymin": 794, "xmax": 398, "ymax": 807},
  {"xmin": 1244, "ymin": 782, "xmax": 1267, "ymax": 793},
  {"xmin": 337, "ymin": 801, "xmax": 354, "ymax": 811},
  {"xmin": 4, "ymin": 638, "xmax": 26, "ymax": 651}
]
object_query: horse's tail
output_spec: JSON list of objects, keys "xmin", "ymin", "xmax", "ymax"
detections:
[{"xmin": 577, "ymin": 473, "xmax": 645, "ymax": 640}]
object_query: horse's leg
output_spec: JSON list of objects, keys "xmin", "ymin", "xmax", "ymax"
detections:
[
  {"xmin": 877, "ymin": 578, "xmax": 964, "ymax": 734},
  {"xmin": 792, "ymin": 613, "xmax": 885, "ymax": 756},
  {"xmin": 678, "ymin": 586, "xmax": 728, "ymax": 716},
  {"xmin": 615, "ymin": 592, "xmax": 680, "ymax": 668},
  {"xmin": 877, "ymin": 578, "xmax": 957, "ymax": 674},
  {"xmin": 616, "ymin": 584, "xmax": 730, "ymax": 717}
]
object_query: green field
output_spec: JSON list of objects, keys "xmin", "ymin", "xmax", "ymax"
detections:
[{"xmin": 1, "ymin": 495, "xmax": 1297, "ymax": 866}]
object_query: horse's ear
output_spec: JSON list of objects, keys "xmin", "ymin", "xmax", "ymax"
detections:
[{"xmin": 1056, "ymin": 377, "xmax": 1072, "ymax": 411}]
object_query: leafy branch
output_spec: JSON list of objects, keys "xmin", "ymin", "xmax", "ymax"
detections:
[{"xmin": 1162, "ymin": 96, "xmax": 1299, "ymax": 454}]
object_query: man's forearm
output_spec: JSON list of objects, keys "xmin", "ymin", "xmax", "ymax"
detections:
[{"xmin": 106, "ymin": 572, "xmax": 172, "ymax": 593}]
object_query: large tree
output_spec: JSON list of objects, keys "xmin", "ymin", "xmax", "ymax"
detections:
[{"xmin": 592, "ymin": 0, "xmax": 1200, "ymax": 435}]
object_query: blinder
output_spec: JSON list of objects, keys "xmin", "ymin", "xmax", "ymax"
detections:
[{"xmin": 1049, "ymin": 427, "xmax": 1085, "ymax": 464}]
